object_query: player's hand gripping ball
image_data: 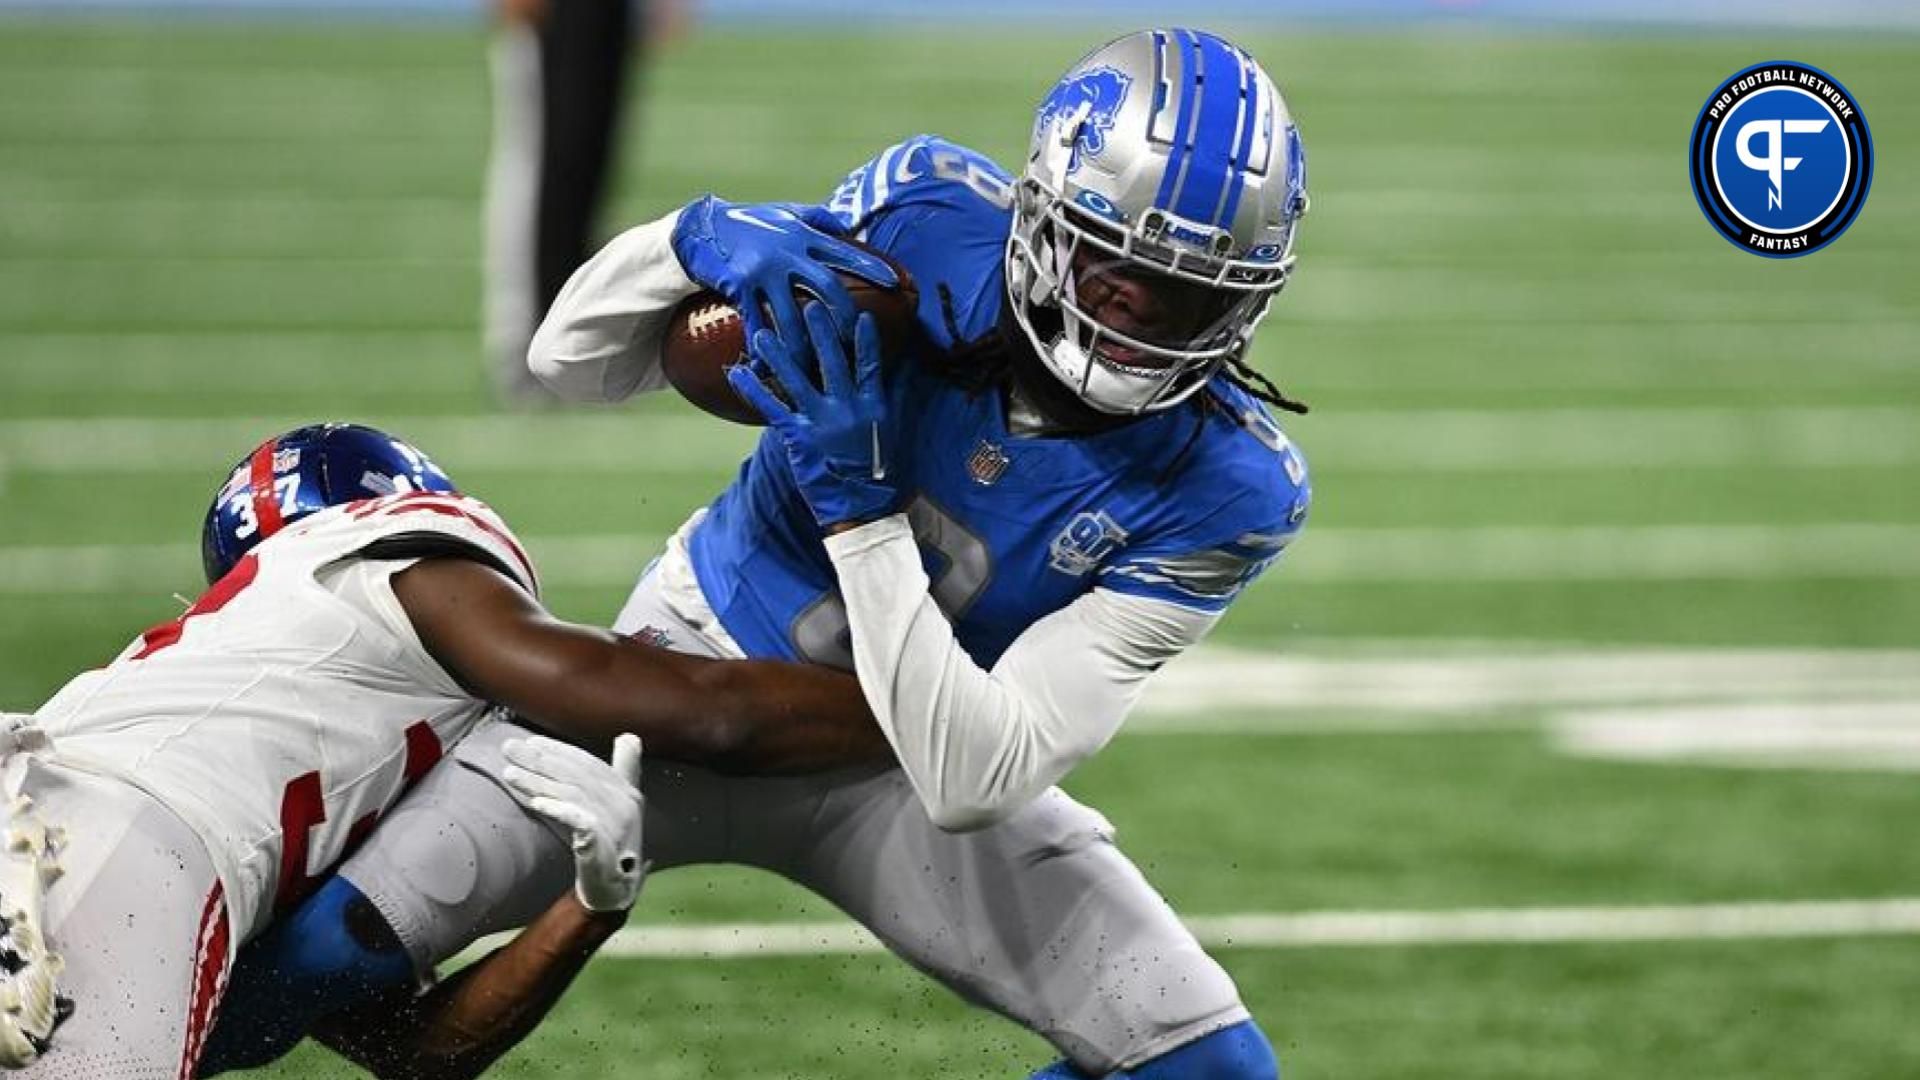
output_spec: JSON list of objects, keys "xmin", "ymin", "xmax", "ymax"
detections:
[
  {"xmin": 663, "ymin": 216, "xmax": 918, "ymax": 425},
  {"xmin": 670, "ymin": 195, "xmax": 898, "ymax": 340},
  {"xmin": 728, "ymin": 304, "xmax": 897, "ymax": 528}
]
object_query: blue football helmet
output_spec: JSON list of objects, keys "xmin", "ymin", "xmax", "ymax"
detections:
[
  {"xmin": 1007, "ymin": 28, "xmax": 1310, "ymax": 414},
  {"xmin": 200, "ymin": 423, "xmax": 459, "ymax": 583}
]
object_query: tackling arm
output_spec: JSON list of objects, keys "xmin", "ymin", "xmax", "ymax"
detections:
[
  {"xmin": 311, "ymin": 887, "xmax": 621, "ymax": 1080},
  {"xmin": 391, "ymin": 557, "xmax": 889, "ymax": 773},
  {"xmin": 822, "ymin": 516, "xmax": 1219, "ymax": 831},
  {"xmin": 312, "ymin": 733, "xmax": 643, "ymax": 1080}
]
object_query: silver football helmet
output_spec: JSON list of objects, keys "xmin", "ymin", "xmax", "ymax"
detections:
[{"xmin": 1006, "ymin": 29, "xmax": 1309, "ymax": 415}]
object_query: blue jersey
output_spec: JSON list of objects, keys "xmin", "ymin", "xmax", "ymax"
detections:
[{"xmin": 687, "ymin": 136, "xmax": 1310, "ymax": 670}]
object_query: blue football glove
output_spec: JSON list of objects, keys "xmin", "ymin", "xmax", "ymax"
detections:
[
  {"xmin": 671, "ymin": 195, "xmax": 898, "ymax": 346},
  {"xmin": 727, "ymin": 304, "xmax": 896, "ymax": 528}
]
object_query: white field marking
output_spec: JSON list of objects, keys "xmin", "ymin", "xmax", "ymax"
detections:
[
  {"xmin": 1131, "ymin": 645, "xmax": 1920, "ymax": 724},
  {"xmin": 1285, "ymin": 523, "xmax": 1920, "ymax": 583},
  {"xmin": 1317, "ymin": 405, "xmax": 1920, "ymax": 470},
  {"xmin": 0, "ymin": 416, "xmax": 760, "ymax": 477},
  {"xmin": 0, "ymin": 195, "xmax": 478, "ymax": 217},
  {"xmin": 4, "ymin": 406, "xmax": 1920, "ymax": 473},
  {"xmin": 449, "ymin": 899, "xmax": 1920, "ymax": 963},
  {"xmin": 0, "ymin": 535, "xmax": 662, "ymax": 596},
  {"xmin": 6, "ymin": 523, "xmax": 1920, "ymax": 596},
  {"xmin": 0, "ymin": 334, "xmax": 475, "ymax": 393},
  {"xmin": 1552, "ymin": 702, "xmax": 1920, "ymax": 772}
]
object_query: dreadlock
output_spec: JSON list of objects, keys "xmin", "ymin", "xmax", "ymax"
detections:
[
  {"xmin": 921, "ymin": 282, "xmax": 1015, "ymax": 395},
  {"xmin": 926, "ymin": 280, "xmax": 1309, "ymax": 484},
  {"xmin": 931, "ymin": 281, "xmax": 1310, "ymax": 414},
  {"xmin": 1221, "ymin": 354, "xmax": 1309, "ymax": 416},
  {"xmin": 1154, "ymin": 363, "xmax": 1307, "ymax": 484}
]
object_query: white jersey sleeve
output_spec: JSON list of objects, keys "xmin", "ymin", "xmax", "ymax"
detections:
[
  {"xmin": 27, "ymin": 492, "xmax": 538, "ymax": 943},
  {"xmin": 527, "ymin": 209, "xmax": 700, "ymax": 403},
  {"xmin": 823, "ymin": 515, "xmax": 1218, "ymax": 832}
]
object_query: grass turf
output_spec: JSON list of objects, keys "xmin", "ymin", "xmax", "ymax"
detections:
[{"xmin": 1, "ymin": 17, "xmax": 1916, "ymax": 1079}]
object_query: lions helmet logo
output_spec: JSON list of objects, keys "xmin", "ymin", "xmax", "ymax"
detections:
[{"xmin": 1037, "ymin": 65, "xmax": 1133, "ymax": 174}]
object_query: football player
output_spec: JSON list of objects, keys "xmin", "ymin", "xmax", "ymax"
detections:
[
  {"xmin": 0, "ymin": 423, "xmax": 885, "ymax": 1078},
  {"xmin": 221, "ymin": 28, "xmax": 1311, "ymax": 1080}
]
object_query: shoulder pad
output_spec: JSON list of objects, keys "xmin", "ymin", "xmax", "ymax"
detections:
[
  {"xmin": 823, "ymin": 135, "xmax": 1016, "ymax": 233},
  {"xmin": 290, "ymin": 493, "xmax": 541, "ymax": 598}
]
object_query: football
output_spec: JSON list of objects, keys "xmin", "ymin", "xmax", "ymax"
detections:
[{"xmin": 661, "ymin": 254, "xmax": 920, "ymax": 425}]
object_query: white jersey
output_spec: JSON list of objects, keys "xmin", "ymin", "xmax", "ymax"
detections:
[{"xmin": 30, "ymin": 491, "xmax": 540, "ymax": 943}]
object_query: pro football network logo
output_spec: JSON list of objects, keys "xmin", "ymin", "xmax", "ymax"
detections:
[{"xmin": 1689, "ymin": 61, "xmax": 1873, "ymax": 258}]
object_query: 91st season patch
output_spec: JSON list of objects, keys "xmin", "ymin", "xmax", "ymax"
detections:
[{"xmin": 1689, "ymin": 61, "xmax": 1873, "ymax": 258}]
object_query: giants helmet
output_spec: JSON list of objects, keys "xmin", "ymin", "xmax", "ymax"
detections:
[
  {"xmin": 1007, "ymin": 29, "xmax": 1309, "ymax": 414},
  {"xmin": 200, "ymin": 422, "xmax": 459, "ymax": 583}
]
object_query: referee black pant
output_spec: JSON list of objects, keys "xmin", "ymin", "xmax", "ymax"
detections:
[{"xmin": 485, "ymin": 0, "xmax": 645, "ymax": 402}]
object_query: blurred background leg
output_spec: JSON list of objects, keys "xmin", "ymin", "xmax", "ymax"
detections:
[{"xmin": 484, "ymin": 0, "xmax": 645, "ymax": 406}]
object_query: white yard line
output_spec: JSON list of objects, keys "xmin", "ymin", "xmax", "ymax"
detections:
[
  {"xmin": 3, "ymin": 406, "xmax": 1919, "ymax": 473},
  {"xmin": 483, "ymin": 899, "xmax": 1920, "ymax": 962},
  {"xmin": 0, "ymin": 415, "xmax": 762, "ymax": 476},
  {"xmin": 1306, "ymin": 405, "xmax": 1920, "ymax": 470},
  {"xmin": 1552, "ymin": 702, "xmax": 1920, "ymax": 771},
  {"xmin": 5, "ymin": 522, "xmax": 1920, "ymax": 596},
  {"xmin": 1134, "ymin": 645, "xmax": 1920, "ymax": 721},
  {"xmin": 1286, "ymin": 523, "xmax": 1920, "ymax": 582},
  {"xmin": 1191, "ymin": 899, "xmax": 1920, "ymax": 949},
  {"xmin": 0, "ymin": 536, "xmax": 656, "ymax": 595}
]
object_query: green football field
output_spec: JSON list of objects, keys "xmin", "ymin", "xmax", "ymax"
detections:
[{"xmin": 2, "ymin": 18, "xmax": 1919, "ymax": 1079}]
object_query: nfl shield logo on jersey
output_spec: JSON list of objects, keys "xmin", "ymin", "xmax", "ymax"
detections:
[{"xmin": 966, "ymin": 440, "xmax": 1011, "ymax": 486}]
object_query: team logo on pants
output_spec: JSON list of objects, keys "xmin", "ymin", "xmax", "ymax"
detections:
[{"xmin": 1689, "ymin": 61, "xmax": 1873, "ymax": 258}]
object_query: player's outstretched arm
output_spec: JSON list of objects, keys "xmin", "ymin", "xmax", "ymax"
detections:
[
  {"xmin": 390, "ymin": 557, "xmax": 890, "ymax": 773},
  {"xmin": 315, "ymin": 890, "xmax": 623, "ymax": 1080},
  {"xmin": 312, "ymin": 735, "xmax": 644, "ymax": 1080}
]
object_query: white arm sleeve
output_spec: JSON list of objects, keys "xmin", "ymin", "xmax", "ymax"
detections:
[
  {"xmin": 824, "ymin": 515, "xmax": 1219, "ymax": 832},
  {"xmin": 527, "ymin": 209, "xmax": 702, "ymax": 403}
]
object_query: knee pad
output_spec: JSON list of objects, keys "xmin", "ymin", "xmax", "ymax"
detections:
[
  {"xmin": 195, "ymin": 876, "xmax": 414, "ymax": 1075},
  {"xmin": 337, "ymin": 732, "xmax": 573, "ymax": 970},
  {"xmin": 1128, "ymin": 1021, "xmax": 1280, "ymax": 1080}
]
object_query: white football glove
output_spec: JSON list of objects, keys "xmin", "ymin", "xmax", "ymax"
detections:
[
  {"xmin": 0, "ymin": 793, "xmax": 70, "ymax": 1067},
  {"xmin": 501, "ymin": 734, "xmax": 646, "ymax": 913}
]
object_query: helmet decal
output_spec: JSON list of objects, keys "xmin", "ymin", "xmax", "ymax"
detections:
[
  {"xmin": 1036, "ymin": 65, "xmax": 1134, "ymax": 174},
  {"xmin": 1073, "ymin": 189, "xmax": 1128, "ymax": 224},
  {"xmin": 246, "ymin": 437, "xmax": 290, "ymax": 543},
  {"xmin": 1217, "ymin": 45, "xmax": 1265, "ymax": 227},
  {"xmin": 1155, "ymin": 31, "xmax": 1262, "ymax": 229},
  {"xmin": 1283, "ymin": 120, "xmax": 1309, "ymax": 220}
]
